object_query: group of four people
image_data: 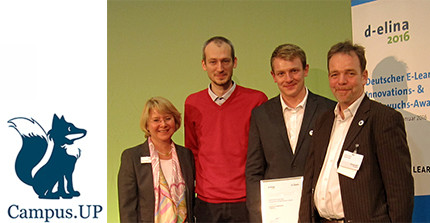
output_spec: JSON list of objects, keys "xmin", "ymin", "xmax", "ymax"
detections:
[{"xmin": 118, "ymin": 36, "xmax": 414, "ymax": 223}]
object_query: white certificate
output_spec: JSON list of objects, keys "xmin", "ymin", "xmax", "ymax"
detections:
[{"xmin": 260, "ymin": 176, "xmax": 303, "ymax": 223}]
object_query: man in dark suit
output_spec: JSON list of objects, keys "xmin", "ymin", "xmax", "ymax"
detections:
[
  {"xmin": 299, "ymin": 41, "xmax": 414, "ymax": 222},
  {"xmin": 246, "ymin": 44, "xmax": 336, "ymax": 222}
]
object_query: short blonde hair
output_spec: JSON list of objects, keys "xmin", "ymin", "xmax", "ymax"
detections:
[
  {"xmin": 271, "ymin": 44, "xmax": 307, "ymax": 70},
  {"xmin": 140, "ymin": 97, "xmax": 181, "ymax": 138}
]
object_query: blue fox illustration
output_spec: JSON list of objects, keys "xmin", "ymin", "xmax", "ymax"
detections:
[{"xmin": 8, "ymin": 114, "xmax": 87, "ymax": 199}]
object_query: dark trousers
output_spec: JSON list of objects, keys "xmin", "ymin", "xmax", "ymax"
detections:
[{"xmin": 194, "ymin": 197, "xmax": 249, "ymax": 223}]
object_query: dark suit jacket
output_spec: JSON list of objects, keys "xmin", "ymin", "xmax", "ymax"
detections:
[
  {"xmin": 299, "ymin": 96, "xmax": 414, "ymax": 222},
  {"xmin": 246, "ymin": 91, "xmax": 336, "ymax": 222},
  {"xmin": 118, "ymin": 141, "xmax": 195, "ymax": 223}
]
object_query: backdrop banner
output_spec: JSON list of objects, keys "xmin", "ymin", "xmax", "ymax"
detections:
[{"xmin": 351, "ymin": 0, "xmax": 430, "ymax": 221}]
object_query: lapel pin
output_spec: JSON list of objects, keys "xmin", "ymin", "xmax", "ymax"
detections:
[
  {"xmin": 358, "ymin": 120, "xmax": 364, "ymax": 126},
  {"xmin": 309, "ymin": 130, "xmax": 313, "ymax": 136}
]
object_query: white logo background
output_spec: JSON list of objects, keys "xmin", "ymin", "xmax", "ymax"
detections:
[{"xmin": 0, "ymin": 1, "xmax": 106, "ymax": 222}]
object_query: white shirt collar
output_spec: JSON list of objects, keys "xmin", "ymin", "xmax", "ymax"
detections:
[
  {"xmin": 334, "ymin": 92, "xmax": 365, "ymax": 120},
  {"xmin": 280, "ymin": 88, "xmax": 309, "ymax": 111},
  {"xmin": 208, "ymin": 81, "xmax": 236, "ymax": 104}
]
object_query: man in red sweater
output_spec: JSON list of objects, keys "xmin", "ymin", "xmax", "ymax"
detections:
[{"xmin": 185, "ymin": 36, "xmax": 267, "ymax": 222}]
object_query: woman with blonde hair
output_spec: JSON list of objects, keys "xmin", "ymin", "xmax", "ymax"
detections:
[{"xmin": 118, "ymin": 96, "xmax": 195, "ymax": 223}]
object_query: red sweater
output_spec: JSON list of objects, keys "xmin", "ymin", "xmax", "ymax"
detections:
[{"xmin": 184, "ymin": 85, "xmax": 267, "ymax": 203}]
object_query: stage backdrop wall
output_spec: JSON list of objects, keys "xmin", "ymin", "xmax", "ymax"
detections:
[
  {"xmin": 108, "ymin": 1, "xmax": 352, "ymax": 222},
  {"xmin": 352, "ymin": 0, "xmax": 430, "ymax": 222}
]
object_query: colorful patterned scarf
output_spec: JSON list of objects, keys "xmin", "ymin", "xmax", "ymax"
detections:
[{"xmin": 149, "ymin": 137, "xmax": 187, "ymax": 223}]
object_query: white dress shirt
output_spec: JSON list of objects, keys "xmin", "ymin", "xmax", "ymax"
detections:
[
  {"xmin": 280, "ymin": 88, "xmax": 308, "ymax": 154},
  {"xmin": 314, "ymin": 93, "xmax": 365, "ymax": 219}
]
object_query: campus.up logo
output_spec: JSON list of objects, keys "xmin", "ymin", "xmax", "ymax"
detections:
[{"xmin": 8, "ymin": 114, "xmax": 87, "ymax": 199}]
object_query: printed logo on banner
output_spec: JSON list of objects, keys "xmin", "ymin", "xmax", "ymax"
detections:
[
  {"xmin": 8, "ymin": 114, "xmax": 86, "ymax": 199},
  {"xmin": 363, "ymin": 20, "xmax": 410, "ymax": 45}
]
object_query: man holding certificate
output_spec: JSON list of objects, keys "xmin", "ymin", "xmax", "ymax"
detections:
[
  {"xmin": 299, "ymin": 41, "xmax": 414, "ymax": 222},
  {"xmin": 246, "ymin": 44, "xmax": 335, "ymax": 222}
]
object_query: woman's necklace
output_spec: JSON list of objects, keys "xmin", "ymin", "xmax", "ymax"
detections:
[{"xmin": 157, "ymin": 148, "xmax": 172, "ymax": 156}]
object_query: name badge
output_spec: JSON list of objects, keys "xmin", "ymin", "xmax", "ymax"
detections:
[
  {"xmin": 141, "ymin": 156, "xmax": 151, "ymax": 164},
  {"xmin": 337, "ymin": 150, "xmax": 363, "ymax": 179}
]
